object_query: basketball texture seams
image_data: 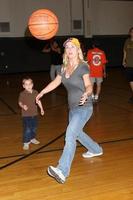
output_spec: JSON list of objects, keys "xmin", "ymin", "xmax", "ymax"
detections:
[{"xmin": 28, "ymin": 9, "xmax": 59, "ymax": 40}]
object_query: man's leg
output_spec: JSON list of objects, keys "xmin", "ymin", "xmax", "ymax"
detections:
[
  {"xmin": 90, "ymin": 78, "xmax": 95, "ymax": 100},
  {"xmin": 95, "ymin": 78, "xmax": 103, "ymax": 101},
  {"xmin": 129, "ymin": 81, "xmax": 133, "ymax": 103},
  {"xmin": 129, "ymin": 81, "xmax": 133, "ymax": 92},
  {"xmin": 50, "ymin": 65, "xmax": 56, "ymax": 80}
]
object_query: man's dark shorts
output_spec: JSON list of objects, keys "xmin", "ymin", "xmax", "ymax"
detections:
[{"xmin": 125, "ymin": 67, "xmax": 133, "ymax": 82}]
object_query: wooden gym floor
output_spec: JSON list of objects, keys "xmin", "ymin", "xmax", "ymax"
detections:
[{"xmin": 0, "ymin": 68, "xmax": 133, "ymax": 200}]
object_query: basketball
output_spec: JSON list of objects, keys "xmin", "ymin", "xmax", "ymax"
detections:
[{"xmin": 28, "ymin": 9, "xmax": 59, "ymax": 40}]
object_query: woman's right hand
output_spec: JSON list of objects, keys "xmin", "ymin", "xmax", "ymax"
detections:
[
  {"xmin": 79, "ymin": 93, "xmax": 88, "ymax": 106},
  {"xmin": 36, "ymin": 92, "xmax": 43, "ymax": 103}
]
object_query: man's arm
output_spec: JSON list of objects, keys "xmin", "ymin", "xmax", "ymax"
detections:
[
  {"xmin": 123, "ymin": 50, "xmax": 127, "ymax": 67},
  {"xmin": 123, "ymin": 40, "xmax": 128, "ymax": 67},
  {"xmin": 42, "ymin": 44, "xmax": 51, "ymax": 53}
]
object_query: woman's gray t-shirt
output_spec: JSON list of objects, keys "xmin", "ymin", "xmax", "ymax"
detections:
[{"xmin": 57, "ymin": 63, "xmax": 92, "ymax": 109}]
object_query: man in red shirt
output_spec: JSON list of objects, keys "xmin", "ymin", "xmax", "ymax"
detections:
[{"xmin": 87, "ymin": 41, "xmax": 107, "ymax": 102}]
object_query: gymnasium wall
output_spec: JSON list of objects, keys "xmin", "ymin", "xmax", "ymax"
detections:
[
  {"xmin": 97, "ymin": 0, "xmax": 133, "ymax": 35},
  {"xmin": 0, "ymin": 0, "xmax": 132, "ymax": 73},
  {"xmin": 0, "ymin": 0, "xmax": 84, "ymax": 37},
  {"xmin": 0, "ymin": 36, "xmax": 126, "ymax": 73},
  {"xmin": 84, "ymin": 0, "xmax": 133, "ymax": 36},
  {"xmin": 0, "ymin": 0, "xmax": 133, "ymax": 37}
]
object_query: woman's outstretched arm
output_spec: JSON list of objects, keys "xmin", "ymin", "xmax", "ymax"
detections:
[{"xmin": 36, "ymin": 75, "xmax": 62, "ymax": 102}]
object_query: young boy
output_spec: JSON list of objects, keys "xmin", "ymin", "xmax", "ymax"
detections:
[
  {"xmin": 19, "ymin": 77, "xmax": 44, "ymax": 150},
  {"xmin": 87, "ymin": 41, "xmax": 107, "ymax": 102}
]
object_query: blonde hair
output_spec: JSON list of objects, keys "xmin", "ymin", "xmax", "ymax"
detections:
[{"xmin": 63, "ymin": 46, "xmax": 85, "ymax": 69}]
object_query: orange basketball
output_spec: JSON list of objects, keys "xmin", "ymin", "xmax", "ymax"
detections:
[{"xmin": 28, "ymin": 9, "xmax": 59, "ymax": 40}]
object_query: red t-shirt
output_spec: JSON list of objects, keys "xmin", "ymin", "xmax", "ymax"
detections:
[{"xmin": 87, "ymin": 48, "xmax": 107, "ymax": 77}]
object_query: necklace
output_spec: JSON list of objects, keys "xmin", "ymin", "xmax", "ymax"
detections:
[{"xmin": 65, "ymin": 64, "xmax": 78, "ymax": 79}]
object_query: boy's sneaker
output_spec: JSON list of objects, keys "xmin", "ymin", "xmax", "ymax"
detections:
[
  {"xmin": 47, "ymin": 166, "xmax": 66, "ymax": 184},
  {"xmin": 23, "ymin": 142, "xmax": 30, "ymax": 150},
  {"xmin": 94, "ymin": 95, "xmax": 99, "ymax": 101},
  {"xmin": 91, "ymin": 94, "xmax": 95, "ymax": 103},
  {"xmin": 82, "ymin": 151, "xmax": 103, "ymax": 158},
  {"xmin": 91, "ymin": 94, "xmax": 95, "ymax": 100},
  {"xmin": 91, "ymin": 94, "xmax": 95, "ymax": 99},
  {"xmin": 30, "ymin": 138, "xmax": 40, "ymax": 144}
]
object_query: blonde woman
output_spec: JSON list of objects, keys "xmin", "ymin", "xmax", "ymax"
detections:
[{"xmin": 36, "ymin": 38, "xmax": 103, "ymax": 183}]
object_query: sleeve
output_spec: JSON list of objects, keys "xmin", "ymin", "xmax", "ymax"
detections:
[
  {"xmin": 102, "ymin": 52, "xmax": 107, "ymax": 64},
  {"xmin": 56, "ymin": 65, "xmax": 63, "ymax": 76},
  {"xmin": 18, "ymin": 92, "xmax": 23, "ymax": 103},
  {"xmin": 87, "ymin": 50, "xmax": 91, "ymax": 62},
  {"xmin": 80, "ymin": 63, "xmax": 90, "ymax": 77},
  {"xmin": 34, "ymin": 90, "xmax": 38, "ymax": 97}
]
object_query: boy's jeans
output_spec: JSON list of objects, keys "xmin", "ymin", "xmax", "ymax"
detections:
[
  {"xmin": 57, "ymin": 106, "xmax": 103, "ymax": 177},
  {"xmin": 22, "ymin": 116, "xmax": 37, "ymax": 143}
]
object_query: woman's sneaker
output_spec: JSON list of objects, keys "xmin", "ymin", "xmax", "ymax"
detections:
[
  {"xmin": 82, "ymin": 151, "xmax": 103, "ymax": 158},
  {"xmin": 47, "ymin": 166, "xmax": 66, "ymax": 184},
  {"xmin": 30, "ymin": 138, "xmax": 40, "ymax": 144}
]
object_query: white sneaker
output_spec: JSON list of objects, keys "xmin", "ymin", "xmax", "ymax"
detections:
[
  {"xmin": 30, "ymin": 138, "xmax": 40, "ymax": 144},
  {"xmin": 94, "ymin": 95, "xmax": 99, "ymax": 101},
  {"xmin": 23, "ymin": 143, "xmax": 30, "ymax": 150},
  {"xmin": 92, "ymin": 94, "xmax": 95, "ymax": 99},
  {"xmin": 82, "ymin": 151, "xmax": 103, "ymax": 158},
  {"xmin": 47, "ymin": 166, "xmax": 66, "ymax": 184}
]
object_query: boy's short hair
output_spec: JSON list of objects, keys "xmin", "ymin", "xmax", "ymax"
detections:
[{"xmin": 22, "ymin": 77, "xmax": 33, "ymax": 85}]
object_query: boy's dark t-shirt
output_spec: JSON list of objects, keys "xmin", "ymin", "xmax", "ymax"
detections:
[{"xmin": 19, "ymin": 90, "xmax": 38, "ymax": 117}]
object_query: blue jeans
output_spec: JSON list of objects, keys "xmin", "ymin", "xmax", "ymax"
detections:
[
  {"xmin": 22, "ymin": 116, "xmax": 37, "ymax": 143},
  {"xmin": 57, "ymin": 106, "xmax": 103, "ymax": 177}
]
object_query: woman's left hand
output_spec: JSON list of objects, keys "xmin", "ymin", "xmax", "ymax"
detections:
[
  {"xmin": 41, "ymin": 109, "xmax": 45, "ymax": 116},
  {"xmin": 79, "ymin": 93, "xmax": 88, "ymax": 106},
  {"xmin": 36, "ymin": 92, "xmax": 43, "ymax": 103}
]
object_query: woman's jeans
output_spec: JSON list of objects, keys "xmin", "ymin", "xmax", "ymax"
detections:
[
  {"xmin": 57, "ymin": 106, "xmax": 103, "ymax": 177},
  {"xmin": 22, "ymin": 116, "xmax": 37, "ymax": 143}
]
